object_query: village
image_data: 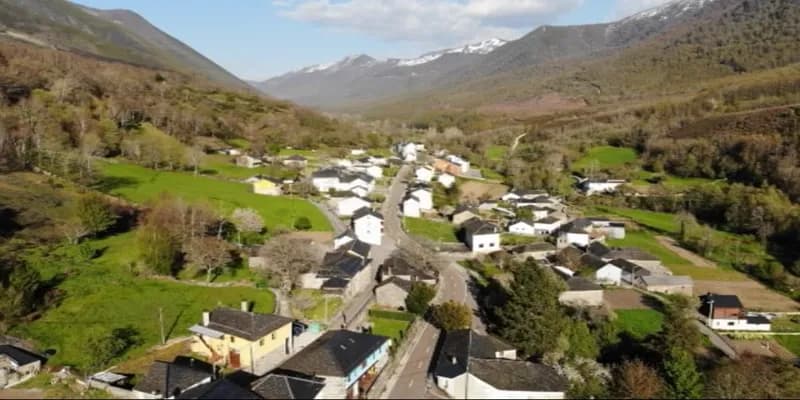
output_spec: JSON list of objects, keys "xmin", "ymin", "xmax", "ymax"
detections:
[{"xmin": 3, "ymin": 138, "xmax": 793, "ymax": 400}]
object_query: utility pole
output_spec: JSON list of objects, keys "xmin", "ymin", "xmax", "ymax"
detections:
[{"xmin": 159, "ymin": 307, "xmax": 166, "ymax": 345}]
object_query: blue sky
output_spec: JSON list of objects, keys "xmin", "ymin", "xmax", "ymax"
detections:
[{"xmin": 72, "ymin": 0, "xmax": 671, "ymax": 80}]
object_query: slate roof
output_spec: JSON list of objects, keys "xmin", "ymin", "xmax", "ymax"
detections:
[
  {"xmin": 453, "ymin": 205, "xmax": 478, "ymax": 215},
  {"xmin": 535, "ymin": 216, "xmax": 561, "ymax": 225},
  {"xmin": 381, "ymin": 256, "xmax": 437, "ymax": 281},
  {"xmin": 177, "ymin": 378, "xmax": 260, "ymax": 399},
  {"xmin": 579, "ymin": 254, "xmax": 608, "ymax": 270},
  {"xmin": 702, "ymin": 293, "xmax": 743, "ymax": 309},
  {"xmin": 434, "ymin": 329, "xmax": 515, "ymax": 379},
  {"xmin": 468, "ymin": 359, "xmax": 568, "ymax": 393},
  {"xmin": 204, "ymin": 308, "xmax": 293, "ymax": 341},
  {"xmin": 746, "ymin": 315, "xmax": 771, "ymax": 325},
  {"xmin": 565, "ymin": 276, "xmax": 601, "ymax": 291},
  {"xmin": 250, "ymin": 374, "xmax": 325, "ymax": 399},
  {"xmin": 509, "ymin": 219, "xmax": 535, "ymax": 228},
  {"xmin": 278, "ymin": 330, "xmax": 389, "ymax": 377},
  {"xmin": 462, "ymin": 218, "xmax": 499, "ymax": 236},
  {"xmin": 605, "ymin": 248, "xmax": 660, "ymax": 261},
  {"xmin": 134, "ymin": 359, "xmax": 213, "ymax": 397},
  {"xmin": 311, "ymin": 168, "xmax": 341, "ymax": 179},
  {"xmin": 587, "ymin": 242, "xmax": 611, "ymax": 257},
  {"xmin": 321, "ymin": 252, "xmax": 367, "ymax": 278},
  {"xmin": 353, "ymin": 207, "xmax": 383, "ymax": 221},
  {"xmin": 376, "ymin": 277, "xmax": 413, "ymax": 293},
  {"xmin": 0, "ymin": 345, "xmax": 42, "ymax": 367},
  {"xmin": 321, "ymin": 277, "xmax": 349, "ymax": 290},
  {"xmin": 609, "ymin": 258, "xmax": 641, "ymax": 272}
]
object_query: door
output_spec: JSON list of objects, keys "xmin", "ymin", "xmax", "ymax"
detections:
[{"xmin": 229, "ymin": 351, "xmax": 241, "ymax": 369}]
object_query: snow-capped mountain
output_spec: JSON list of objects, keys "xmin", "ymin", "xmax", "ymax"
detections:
[{"xmin": 396, "ymin": 38, "xmax": 507, "ymax": 67}]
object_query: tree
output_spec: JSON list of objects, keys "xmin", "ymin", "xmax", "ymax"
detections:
[
  {"xmin": 495, "ymin": 259, "xmax": 567, "ymax": 357},
  {"xmin": 405, "ymin": 283, "xmax": 436, "ymax": 315},
  {"xmin": 183, "ymin": 236, "xmax": 233, "ymax": 282},
  {"xmin": 85, "ymin": 326, "xmax": 140, "ymax": 370},
  {"xmin": 76, "ymin": 193, "xmax": 117, "ymax": 238},
  {"xmin": 614, "ymin": 359, "xmax": 664, "ymax": 399},
  {"xmin": 258, "ymin": 236, "xmax": 319, "ymax": 292},
  {"xmin": 663, "ymin": 348, "xmax": 703, "ymax": 399},
  {"xmin": 0, "ymin": 258, "xmax": 42, "ymax": 327},
  {"xmin": 231, "ymin": 208, "xmax": 264, "ymax": 244},
  {"xmin": 185, "ymin": 145, "xmax": 205, "ymax": 176},
  {"xmin": 294, "ymin": 216, "xmax": 311, "ymax": 231},
  {"xmin": 565, "ymin": 320, "xmax": 599, "ymax": 360},
  {"xmin": 430, "ymin": 301, "xmax": 472, "ymax": 331},
  {"xmin": 659, "ymin": 295, "xmax": 703, "ymax": 353},
  {"xmin": 705, "ymin": 354, "xmax": 800, "ymax": 399}
]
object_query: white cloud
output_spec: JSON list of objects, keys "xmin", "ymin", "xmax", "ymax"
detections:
[
  {"xmin": 614, "ymin": 0, "xmax": 675, "ymax": 18},
  {"xmin": 276, "ymin": 0, "xmax": 582, "ymax": 48}
]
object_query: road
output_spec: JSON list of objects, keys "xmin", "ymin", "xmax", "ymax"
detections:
[{"xmin": 383, "ymin": 165, "xmax": 484, "ymax": 399}]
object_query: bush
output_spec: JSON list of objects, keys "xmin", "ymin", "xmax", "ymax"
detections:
[
  {"xmin": 406, "ymin": 283, "xmax": 436, "ymax": 315},
  {"xmin": 294, "ymin": 216, "xmax": 312, "ymax": 231},
  {"xmin": 430, "ymin": 301, "xmax": 472, "ymax": 331}
]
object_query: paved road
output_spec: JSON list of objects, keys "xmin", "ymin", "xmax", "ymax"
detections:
[{"xmin": 383, "ymin": 166, "xmax": 484, "ymax": 399}]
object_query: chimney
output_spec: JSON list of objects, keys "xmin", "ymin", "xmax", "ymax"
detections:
[
  {"xmin": 202, "ymin": 311, "xmax": 210, "ymax": 326},
  {"xmin": 241, "ymin": 301, "xmax": 250, "ymax": 312},
  {"xmin": 450, "ymin": 355, "xmax": 458, "ymax": 365}
]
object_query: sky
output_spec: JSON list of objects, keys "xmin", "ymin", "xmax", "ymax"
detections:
[{"xmin": 71, "ymin": 0, "xmax": 677, "ymax": 81}]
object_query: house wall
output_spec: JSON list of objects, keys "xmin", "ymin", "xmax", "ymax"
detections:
[
  {"xmin": 191, "ymin": 323, "xmax": 293, "ymax": 370},
  {"xmin": 558, "ymin": 290, "xmax": 604, "ymax": 307},
  {"xmin": 345, "ymin": 263, "xmax": 375, "ymax": 299},
  {"xmin": 313, "ymin": 177, "xmax": 340, "ymax": 193},
  {"xmin": 354, "ymin": 216, "xmax": 383, "ymax": 246},
  {"xmin": 468, "ymin": 233, "xmax": 500, "ymax": 254},
  {"xmin": 438, "ymin": 175, "xmax": 455, "ymax": 188},
  {"xmin": 415, "ymin": 169, "xmax": 434, "ymax": 182},
  {"xmin": 509, "ymin": 224, "xmax": 535, "ymax": 236},
  {"xmin": 411, "ymin": 191, "xmax": 433, "ymax": 210},
  {"xmin": 533, "ymin": 223, "xmax": 560, "ymax": 235},
  {"xmin": 585, "ymin": 182, "xmax": 622, "ymax": 195},
  {"xmin": 253, "ymin": 182, "xmax": 281, "ymax": 196},
  {"xmin": 337, "ymin": 198, "xmax": 370, "ymax": 217},
  {"xmin": 375, "ymin": 284, "xmax": 408, "ymax": 310},
  {"xmin": 595, "ymin": 265, "xmax": 622, "ymax": 285},
  {"xmin": 711, "ymin": 307, "xmax": 742, "ymax": 319},
  {"xmin": 565, "ymin": 232, "xmax": 590, "ymax": 247},
  {"xmin": 403, "ymin": 200, "xmax": 421, "ymax": 218},
  {"xmin": 0, "ymin": 359, "xmax": 41, "ymax": 389},
  {"xmin": 300, "ymin": 273, "xmax": 327, "ymax": 289},
  {"xmin": 438, "ymin": 372, "xmax": 565, "ymax": 400},
  {"xmin": 709, "ymin": 318, "xmax": 771, "ymax": 332},
  {"xmin": 516, "ymin": 250, "xmax": 555, "ymax": 261}
]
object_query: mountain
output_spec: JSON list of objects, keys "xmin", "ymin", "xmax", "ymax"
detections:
[
  {"xmin": 0, "ymin": 0, "xmax": 246, "ymax": 89},
  {"xmin": 252, "ymin": 38, "xmax": 508, "ymax": 109}
]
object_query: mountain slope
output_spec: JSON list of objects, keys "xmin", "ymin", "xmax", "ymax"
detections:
[
  {"xmin": 0, "ymin": 0, "xmax": 246, "ymax": 89},
  {"xmin": 252, "ymin": 39, "xmax": 508, "ymax": 109}
]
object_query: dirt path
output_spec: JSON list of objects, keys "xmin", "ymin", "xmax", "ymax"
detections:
[{"xmin": 656, "ymin": 236, "xmax": 716, "ymax": 268}]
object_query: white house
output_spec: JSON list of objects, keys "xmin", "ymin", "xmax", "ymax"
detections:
[
  {"xmin": 402, "ymin": 196, "xmax": 421, "ymax": 218},
  {"xmin": 701, "ymin": 294, "xmax": 772, "ymax": 332},
  {"xmin": 408, "ymin": 186, "xmax": 433, "ymax": 210},
  {"xmin": 311, "ymin": 168, "xmax": 375, "ymax": 195},
  {"xmin": 434, "ymin": 330, "xmax": 567, "ymax": 400},
  {"xmin": 502, "ymin": 189, "xmax": 548, "ymax": 202},
  {"xmin": 437, "ymin": 173, "xmax": 455, "ymax": 189},
  {"xmin": 558, "ymin": 277, "xmax": 604, "ymax": 307},
  {"xmin": 507, "ymin": 220, "xmax": 536, "ymax": 236},
  {"xmin": 352, "ymin": 207, "xmax": 383, "ymax": 246},
  {"xmin": 311, "ymin": 168, "xmax": 342, "ymax": 193},
  {"xmin": 333, "ymin": 230, "xmax": 356, "ymax": 250},
  {"xmin": 351, "ymin": 164, "xmax": 383, "ymax": 179},
  {"xmin": 351, "ymin": 149, "xmax": 366, "ymax": 156},
  {"xmin": 415, "ymin": 166, "xmax": 435, "ymax": 183},
  {"xmin": 235, "ymin": 155, "xmax": 263, "ymax": 169},
  {"xmin": 219, "ymin": 148, "xmax": 242, "ymax": 156},
  {"xmin": 350, "ymin": 186, "xmax": 370, "ymax": 198},
  {"xmin": 529, "ymin": 207, "xmax": 551, "ymax": 221},
  {"xmin": 445, "ymin": 155, "xmax": 470, "ymax": 174},
  {"xmin": 395, "ymin": 142, "xmax": 418, "ymax": 163},
  {"xmin": 367, "ymin": 156, "xmax": 389, "ymax": 166},
  {"xmin": 337, "ymin": 197, "xmax": 371, "ymax": 217},
  {"xmin": 594, "ymin": 262, "xmax": 623, "ymax": 286},
  {"xmin": 533, "ymin": 216, "xmax": 563, "ymax": 236},
  {"xmin": 463, "ymin": 219, "xmax": 501, "ymax": 254},
  {"xmin": 582, "ymin": 179, "xmax": 627, "ymax": 195}
]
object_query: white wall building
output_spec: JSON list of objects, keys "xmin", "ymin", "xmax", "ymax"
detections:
[
  {"xmin": 507, "ymin": 220, "xmax": 536, "ymax": 236},
  {"xmin": 582, "ymin": 179, "xmax": 626, "ymax": 195},
  {"xmin": 445, "ymin": 155, "xmax": 470, "ymax": 174},
  {"xmin": 437, "ymin": 173, "xmax": 456, "ymax": 189},
  {"xmin": 336, "ymin": 197, "xmax": 371, "ymax": 217},
  {"xmin": 352, "ymin": 208, "xmax": 384, "ymax": 246},
  {"xmin": 463, "ymin": 219, "xmax": 501, "ymax": 254},
  {"xmin": 415, "ymin": 166, "xmax": 435, "ymax": 183},
  {"xmin": 595, "ymin": 263, "xmax": 623, "ymax": 286},
  {"xmin": 402, "ymin": 196, "xmax": 421, "ymax": 218},
  {"xmin": 395, "ymin": 143, "xmax": 418, "ymax": 163},
  {"xmin": 408, "ymin": 187, "xmax": 433, "ymax": 210},
  {"xmin": 533, "ymin": 217, "xmax": 563, "ymax": 236}
]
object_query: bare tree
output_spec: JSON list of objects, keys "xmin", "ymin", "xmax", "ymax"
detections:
[
  {"xmin": 185, "ymin": 145, "xmax": 205, "ymax": 176},
  {"xmin": 183, "ymin": 236, "xmax": 233, "ymax": 282},
  {"xmin": 257, "ymin": 236, "xmax": 320, "ymax": 292},
  {"xmin": 614, "ymin": 359, "xmax": 664, "ymax": 399},
  {"xmin": 231, "ymin": 208, "xmax": 264, "ymax": 244}
]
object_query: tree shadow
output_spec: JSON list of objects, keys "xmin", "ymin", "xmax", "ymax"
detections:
[
  {"xmin": 0, "ymin": 207, "xmax": 22, "ymax": 237},
  {"xmin": 165, "ymin": 308, "xmax": 185, "ymax": 341},
  {"xmin": 91, "ymin": 176, "xmax": 140, "ymax": 193}
]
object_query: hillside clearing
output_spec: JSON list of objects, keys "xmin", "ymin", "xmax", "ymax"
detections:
[{"xmin": 572, "ymin": 146, "xmax": 637, "ymax": 172}]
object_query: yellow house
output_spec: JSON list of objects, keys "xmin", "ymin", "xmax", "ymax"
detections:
[
  {"xmin": 252, "ymin": 177, "xmax": 282, "ymax": 196},
  {"xmin": 189, "ymin": 303, "xmax": 293, "ymax": 371}
]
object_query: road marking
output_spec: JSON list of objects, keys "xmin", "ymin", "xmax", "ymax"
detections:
[
  {"xmin": 417, "ymin": 361, "xmax": 423, "ymax": 369},
  {"xmin": 426, "ymin": 346, "xmax": 431, "ymax": 353},
  {"xmin": 408, "ymin": 379, "xmax": 414, "ymax": 388}
]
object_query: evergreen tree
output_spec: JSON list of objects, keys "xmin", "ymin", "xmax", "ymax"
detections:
[
  {"xmin": 405, "ymin": 282, "xmax": 436, "ymax": 315},
  {"xmin": 495, "ymin": 259, "xmax": 567, "ymax": 357},
  {"xmin": 663, "ymin": 348, "xmax": 703, "ymax": 399},
  {"xmin": 566, "ymin": 320, "xmax": 600, "ymax": 360}
]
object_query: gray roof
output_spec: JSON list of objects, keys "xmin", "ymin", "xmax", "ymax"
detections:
[
  {"xmin": 381, "ymin": 256, "xmax": 436, "ymax": 281},
  {"xmin": 536, "ymin": 216, "xmax": 561, "ymax": 224},
  {"xmin": 177, "ymin": 378, "xmax": 260, "ymax": 399},
  {"xmin": 278, "ymin": 330, "xmax": 389, "ymax": 377},
  {"xmin": 587, "ymin": 242, "xmax": 611, "ymax": 257},
  {"xmin": 0, "ymin": 345, "xmax": 42, "ymax": 367},
  {"xmin": 376, "ymin": 277, "xmax": 413, "ymax": 293},
  {"xmin": 702, "ymin": 293, "xmax": 743, "ymax": 309},
  {"xmin": 250, "ymin": 374, "xmax": 325, "ymax": 399},
  {"xmin": 511, "ymin": 242, "xmax": 556, "ymax": 254},
  {"xmin": 311, "ymin": 168, "xmax": 341, "ymax": 179},
  {"xmin": 640, "ymin": 275, "xmax": 693, "ymax": 287},
  {"xmin": 453, "ymin": 205, "xmax": 478, "ymax": 215},
  {"xmin": 462, "ymin": 218, "xmax": 499, "ymax": 236},
  {"xmin": 468, "ymin": 359, "xmax": 568, "ymax": 393},
  {"xmin": 321, "ymin": 251, "xmax": 367, "ymax": 278},
  {"xmin": 605, "ymin": 248, "xmax": 659, "ymax": 261},
  {"xmin": 579, "ymin": 254, "xmax": 608, "ymax": 270},
  {"xmin": 353, "ymin": 207, "xmax": 383, "ymax": 221},
  {"xmin": 565, "ymin": 276, "xmax": 601, "ymax": 291},
  {"xmin": 135, "ymin": 359, "xmax": 213, "ymax": 397},
  {"xmin": 746, "ymin": 315, "xmax": 771, "ymax": 325},
  {"xmin": 204, "ymin": 308, "xmax": 293, "ymax": 341},
  {"xmin": 434, "ymin": 330, "xmax": 515, "ymax": 379}
]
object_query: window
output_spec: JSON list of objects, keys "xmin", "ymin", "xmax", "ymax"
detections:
[
  {"xmin": 230, "ymin": 336, "xmax": 235, "ymax": 343},
  {"xmin": 272, "ymin": 333, "xmax": 276, "ymax": 340},
  {"xmin": 259, "ymin": 339, "xmax": 265, "ymax": 346},
  {"xmin": 728, "ymin": 321, "xmax": 736, "ymax": 326},
  {"xmin": 479, "ymin": 244, "xmax": 484, "ymax": 248},
  {"xmin": 489, "ymin": 243, "xmax": 495, "ymax": 247}
]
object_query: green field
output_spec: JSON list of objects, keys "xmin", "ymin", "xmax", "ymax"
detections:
[
  {"xmin": 632, "ymin": 170, "xmax": 719, "ymax": 191},
  {"xmin": 97, "ymin": 162, "xmax": 331, "ymax": 232},
  {"xmin": 404, "ymin": 217, "xmax": 459, "ymax": 243},
  {"xmin": 486, "ymin": 145, "xmax": 508, "ymax": 161},
  {"xmin": 369, "ymin": 310, "xmax": 414, "ymax": 342},
  {"xmin": 501, "ymin": 234, "xmax": 545, "ymax": 246},
  {"xmin": 573, "ymin": 146, "xmax": 638, "ymax": 172},
  {"xmin": 480, "ymin": 168, "xmax": 506, "ymax": 182},
  {"xmin": 278, "ymin": 148, "xmax": 320, "ymax": 158},
  {"xmin": 201, "ymin": 154, "xmax": 298, "ymax": 181},
  {"xmin": 613, "ymin": 309, "xmax": 664, "ymax": 340},
  {"xmin": 14, "ymin": 232, "xmax": 275, "ymax": 370},
  {"xmin": 607, "ymin": 231, "xmax": 690, "ymax": 268},
  {"xmin": 776, "ymin": 336, "xmax": 800, "ymax": 356},
  {"xmin": 290, "ymin": 289, "xmax": 343, "ymax": 322}
]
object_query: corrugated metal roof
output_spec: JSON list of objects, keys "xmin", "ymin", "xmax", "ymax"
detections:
[{"xmin": 189, "ymin": 324, "xmax": 224, "ymax": 339}]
